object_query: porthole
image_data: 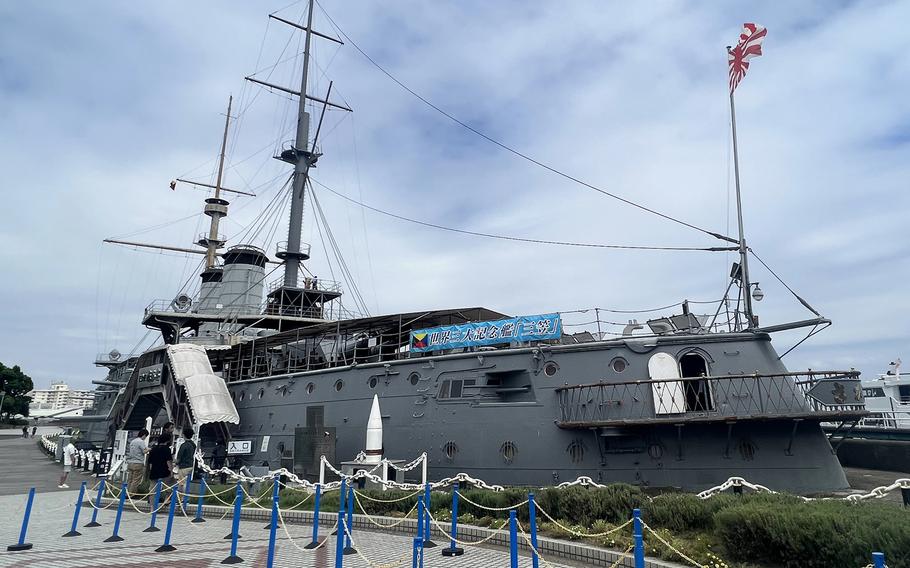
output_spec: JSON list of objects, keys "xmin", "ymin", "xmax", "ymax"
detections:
[
  {"xmin": 279, "ymin": 385, "xmax": 288, "ymax": 397},
  {"xmin": 258, "ymin": 388, "xmax": 265, "ymax": 399},
  {"xmin": 306, "ymin": 382, "xmax": 315, "ymax": 395},
  {"xmin": 369, "ymin": 377, "xmax": 378, "ymax": 389},
  {"xmin": 611, "ymin": 357, "xmax": 628, "ymax": 373},
  {"xmin": 543, "ymin": 362, "xmax": 559, "ymax": 377},
  {"xmin": 648, "ymin": 443, "xmax": 664, "ymax": 460},
  {"xmin": 409, "ymin": 372, "xmax": 420, "ymax": 386},
  {"xmin": 239, "ymin": 391, "xmax": 246, "ymax": 402},
  {"xmin": 739, "ymin": 439, "xmax": 756, "ymax": 461},
  {"xmin": 334, "ymin": 379, "xmax": 344, "ymax": 392},
  {"xmin": 566, "ymin": 439, "xmax": 585, "ymax": 464},
  {"xmin": 442, "ymin": 441, "xmax": 459, "ymax": 461},
  {"xmin": 500, "ymin": 441, "xmax": 517, "ymax": 464}
]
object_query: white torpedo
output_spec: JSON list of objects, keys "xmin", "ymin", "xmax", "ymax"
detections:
[{"xmin": 363, "ymin": 394, "xmax": 383, "ymax": 464}]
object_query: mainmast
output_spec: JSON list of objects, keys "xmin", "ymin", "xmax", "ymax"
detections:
[{"xmin": 728, "ymin": 86, "xmax": 755, "ymax": 328}]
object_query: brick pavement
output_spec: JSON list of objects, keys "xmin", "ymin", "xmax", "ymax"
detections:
[{"xmin": 0, "ymin": 489, "xmax": 575, "ymax": 567}]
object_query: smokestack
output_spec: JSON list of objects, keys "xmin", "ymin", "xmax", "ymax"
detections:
[{"xmin": 363, "ymin": 394, "xmax": 383, "ymax": 464}]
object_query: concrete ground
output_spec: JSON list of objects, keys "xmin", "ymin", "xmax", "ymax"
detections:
[{"xmin": 0, "ymin": 434, "xmax": 573, "ymax": 568}]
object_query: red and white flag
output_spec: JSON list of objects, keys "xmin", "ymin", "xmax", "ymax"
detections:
[{"xmin": 728, "ymin": 23, "xmax": 767, "ymax": 93}]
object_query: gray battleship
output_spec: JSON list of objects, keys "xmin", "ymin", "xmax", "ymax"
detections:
[{"xmin": 71, "ymin": 3, "xmax": 867, "ymax": 493}]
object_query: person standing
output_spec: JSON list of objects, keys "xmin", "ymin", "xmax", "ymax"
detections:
[
  {"xmin": 31, "ymin": 425, "xmax": 37, "ymax": 438},
  {"xmin": 174, "ymin": 427, "xmax": 196, "ymax": 485},
  {"xmin": 126, "ymin": 429, "xmax": 149, "ymax": 495},
  {"xmin": 147, "ymin": 434, "xmax": 175, "ymax": 505},
  {"xmin": 22, "ymin": 426, "xmax": 28, "ymax": 438},
  {"xmin": 59, "ymin": 439, "xmax": 77, "ymax": 488}
]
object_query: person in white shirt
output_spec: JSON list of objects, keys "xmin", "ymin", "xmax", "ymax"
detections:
[
  {"xmin": 126, "ymin": 429, "xmax": 150, "ymax": 494},
  {"xmin": 59, "ymin": 441, "xmax": 77, "ymax": 488}
]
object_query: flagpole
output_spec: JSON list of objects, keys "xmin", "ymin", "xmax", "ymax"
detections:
[{"xmin": 727, "ymin": 47, "xmax": 755, "ymax": 329}]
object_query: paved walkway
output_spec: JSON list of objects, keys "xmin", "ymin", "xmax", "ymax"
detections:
[{"xmin": 0, "ymin": 437, "xmax": 572, "ymax": 567}]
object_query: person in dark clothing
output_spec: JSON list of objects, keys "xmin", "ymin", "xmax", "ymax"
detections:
[
  {"xmin": 174, "ymin": 427, "xmax": 196, "ymax": 485},
  {"xmin": 212, "ymin": 440, "xmax": 228, "ymax": 485},
  {"xmin": 147, "ymin": 433, "xmax": 175, "ymax": 505}
]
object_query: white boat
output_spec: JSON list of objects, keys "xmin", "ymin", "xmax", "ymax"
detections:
[{"xmin": 858, "ymin": 359, "xmax": 910, "ymax": 430}]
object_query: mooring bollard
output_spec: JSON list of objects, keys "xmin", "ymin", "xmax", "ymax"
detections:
[
  {"xmin": 422, "ymin": 482, "xmax": 436, "ymax": 548},
  {"xmin": 222, "ymin": 482, "xmax": 244, "ymax": 564},
  {"xmin": 193, "ymin": 477, "xmax": 207, "ymax": 523},
  {"xmin": 223, "ymin": 481, "xmax": 243, "ymax": 540},
  {"xmin": 509, "ymin": 510, "xmax": 518, "ymax": 568},
  {"xmin": 304, "ymin": 484, "xmax": 322, "ymax": 549},
  {"xmin": 266, "ymin": 474, "xmax": 280, "ymax": 568},
  {"xmin": 633, "ymin": 508, "xmax": 645, "ymax": 568},
  {"xmin": 334, "ymin": 509, "xmax": 345, "ymax": 568},
  {"xmin": 63, "ymin": 481, "xmax": 87, "ymax": 537},
  {"xmin": 104, "ymin": 482, "xmax": 128, "ymax": 542},
  {"xmin": 872, "ymin": 552, "xmax": 886, "ymax": 568},
  {"xmin": 343, "ymin": 486, "xmax": 356, "ymax": 555},
  {"xmin": 7, "ymin": 487, "xmax": 35, "ymax": 551},
  {"xmin": 441, "ymin": 483, "xmax": 464, "ymax": 557},
  {"xmin": 155, "ymin": 488, "xmax": 179, "ymax": 552},
  {"xmin": 528, "ymin": 491, "xmax": 539, "ymax": 568},
  {"xmin": 145, "ymin": 479, "xmax": 163, "ymax": 532},
  {"xmin": 85, "ymin": 478, "xmax": 105, "ymax": 528}
]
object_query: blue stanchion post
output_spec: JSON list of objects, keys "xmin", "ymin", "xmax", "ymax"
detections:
[
  {"xmin": 7, "ymin": 487, "xmax": 35, "ymax": 551},
  {"xmin": 144, "ymin": 479, "xmax": 163, "ymax": 532},
  {"xmin": 223, "ymin": 481, "xmax": 243, "ymax": 540},
  {"xmin": 192, "ymin": 477, "xmax": 206, "ymax": 523},
  {"xmin": 872, "ymin": 552, "xmax": 886, "ymax": 568},
  {"xmin": 304, "ymin": 484, "xmax": 322, "ymax": 549},
  {"xmin": 155, "ymin": 488, "xmax": 179, "ymax": 552},
  {"xmin": 633, "ymin": 508, "xmax": 645, "ymax": 568},
  {"xmin": 266, "ymin": 474, "xmax": 280, "ymax": 568},
  {"xmin": 509, "ymin": 510, "xmax": 518, "ymax": 568},
  {"xmin": 85, "ymin": 478, "xmax": 105, "ymax": 528},
  {"xmin": 412, "ymin": 537, "xmax": 420, "ymax": 568},
  {"xmin": 334, "ymin": 509, "xmax": 345, "ymax": 568},
  {"xmin": 343, "ymin": 486, "xmax": 356, "ymax": 555},
  {"xmin": 442, "ymin": 483, "xmax": 464, "ymax": 557},
  {"xmin": 103, "ymin": 482, "xmax": 127, "ymax": 542},
  {"xmin": 63, "ymin": 481, "xmax": 87, "ymax": 537},
  {"xmin": 332, "ymin": 478, "xmax": 347, "ymax": 536},
  {"xmin": 529, "ymin": 492, "xmax": 539, "ymax": 568},
  {"xmin": 222, "ymin": 482, "xmax": 244, "ymax": 564},
  {"xmin": 416, "ymin": 493, "xmax": 424, "ymax": 543},
  {"xmin": 182, "ymin": 472, "xmax": 192, "ymax": 511},
  {"xmin": 423, "ymin": 483, "xmax": 436, "ymax": 547}
]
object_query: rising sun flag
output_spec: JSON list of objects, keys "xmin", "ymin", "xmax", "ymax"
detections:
[{"xmin": 728, "ymin": 23, "xmax": 767, "ymax": 93}]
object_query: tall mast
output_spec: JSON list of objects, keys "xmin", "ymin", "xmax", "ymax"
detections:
[
  {"xmin": 282, "ymin": 0, "xmax": 316, "ymax": 287},
  {"xmin": 727, "ymin": 48, "xmax": 755, "ymax": 329},
  {"xmin": 203, "ymin": 95, "xmax": 233, "ymax": 269}
]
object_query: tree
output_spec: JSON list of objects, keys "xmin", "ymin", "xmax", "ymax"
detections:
[{"xmin": 0, "ymin": 362, "xmax": 34, "ymax": 421}]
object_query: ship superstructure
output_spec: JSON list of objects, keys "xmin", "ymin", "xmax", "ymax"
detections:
[{"xmin": 72, "ymin": 2, "xmax": 870, "ymax": 492}]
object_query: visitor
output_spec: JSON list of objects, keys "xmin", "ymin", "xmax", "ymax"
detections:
[
  {"xmin": 147, "ymin": 434, "xmax": 175, "ymax": 505},
  {"xmin": 22, "ymin": 426, "xmax": 28, "ymax": 438},
  {"xmin": 59, "ymin": 439, "xmax": 77, "ymax": 488},
  {"xmin": 126, "ymin": 429, "xmax": 149, "ymax": 495},
  {"xmin": 174, "ymin": 426, "xmax": 196, "ymax": 485}
]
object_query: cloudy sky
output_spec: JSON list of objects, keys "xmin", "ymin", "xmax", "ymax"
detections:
[{"xmin": 1, "ymin": 0, "xmax": 907, "ymax": 391}]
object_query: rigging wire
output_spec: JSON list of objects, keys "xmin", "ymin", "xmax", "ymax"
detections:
[
  {"xmin": 310, "ymin": 178, "xmax": 735, "ymax": 252},
  {"xmin": 748, "ymin": 248, "xmax": 822, "ymax": 317},
  {"xmin": 314, "ymin": 1, "xmax": 735, "ymax": 244}
]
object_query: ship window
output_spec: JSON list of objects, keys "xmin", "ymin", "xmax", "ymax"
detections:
[
  {"xmin": 544, "ymin": 362, "xmax": 559, "ymax": 376},
  {"xmin": 862, "ymin": 388, "xmax": 885, "ymax": 398},
  {"xmin": 409, "ymin": 372, "xmax": 420, "ymax": 386},
  {"xmin": 258, "ymin": 388, "xmax": 265, "ymax": 399},
  {"xmin": 442, "ymin": 441, "xmax": 458, "ymax": 461},
  {"xmin": 566, "ymin": 439, "xmax": 585, "ymax": 464},
  {"xmin": 450, "ymin": 380, "xmax": 463, "ymax": 399},
  {"xmin": 439, "ymin": 380, "xmax": 450, "ymax": 399},
  {"xmin": 334, "ymin": 380, "xmax": 344, "ymax": 392},
  {"xmin": 369, "ymin": 377, "xmax": 378, "ymax": 389},
  {"xmin": 611, "ymin": 357, "xmax": 627, "ymax": 373},
  {"xmin": 306, "ymin": 382, "xmax": 315, "ymax": 395},
  {"xmin": 239, "ymin": 391, "xmax": 246, "ymax": 402}
]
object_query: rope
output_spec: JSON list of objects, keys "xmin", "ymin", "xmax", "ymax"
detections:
[
  {"xmin": 353, "ymin": 491, "xmax": 419, "ymax": 528},
  {"xmin": 353, "ymin": 489, "xmax": 420, "ymax": 503},
  {"xmin": 276, "ymin": 505, "xmax": 336, "ymax": 552},
  {"xmin": 427, "ymin": 511, "xmax": 510, "ymax": 547},
  {"xmin": 516, "ymin": 520, "xmax": 558, "ymax": 568},
  {"xmin": 341, "ymin": 517, "xmax": 412, "ymax": 568},
  {"xmin": 455, "ymin": 491, "xmax": 528, "ymax": 512},
  {"xmin": 534, "ymin": 502, "xmax": 634, "ymax": 538},
  {"xmin": 643, "ymin": 522, "xmax": 709, "ymax": 568}
]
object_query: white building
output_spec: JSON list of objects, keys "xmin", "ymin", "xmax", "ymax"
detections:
[{"xmin": 28, "ymin": 382, "xmax": 94, "ymax": 411}]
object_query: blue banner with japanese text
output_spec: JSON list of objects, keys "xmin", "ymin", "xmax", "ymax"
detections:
[{"xmin": 410, "ymin": 313, "xmax": 562, "ymax": 353}]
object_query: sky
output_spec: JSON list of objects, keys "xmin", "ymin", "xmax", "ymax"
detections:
[{"xmin": 0, "ymin": 0, "xmax": 907, "ymax": 391}]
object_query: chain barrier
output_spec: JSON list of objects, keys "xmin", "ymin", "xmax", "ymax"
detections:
[
  {"xmin": 534, "ymin": 502, "xmax": 634, "ymax": 538},
  {"xmin": 642, "ymin": 521, "xmax": 716, "ymax": 568},
  {"xmin": 354, "ymin": 489, "xmax": 421, "ymax": 503},
  {"xmin": 455, "ymin": 491, "xmax": 527, "ymax": 511},
  {"xmin": 516, "ymin": 520, "xmax": 558, "ymax": 568},
  {"xmin": 696, "ymin": 476, "xmax": 910, "ymax": 502},
  {"xmin": 352, "ymin": 491, "xmax": 419, "ymax": 528},
  {"xmin": 276, "ymin": 506, "xmax": 336, "ymax": 552},
  {"xmin": 427, "ymin": 510, "xmax": 510, "ymax": 547},
  {"xmin": 341, "ymin": 515, "xmax": 412, "ymax": 568},
  {"xmin": 385, "ymin": 453, "xmax": 426, "ymax": 472}
]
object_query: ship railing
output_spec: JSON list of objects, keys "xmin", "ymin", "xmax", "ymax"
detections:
[
  {"xmin": 266, "ymin": 275, "xmax": 342, "ymax": 295},
  {"xmin": 555, "ymin": 370, "xmax": 865, "ymax": 427},
  {"xmin": 854, "ymin": 410, "xmax": 910, "ymax": 430}
]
